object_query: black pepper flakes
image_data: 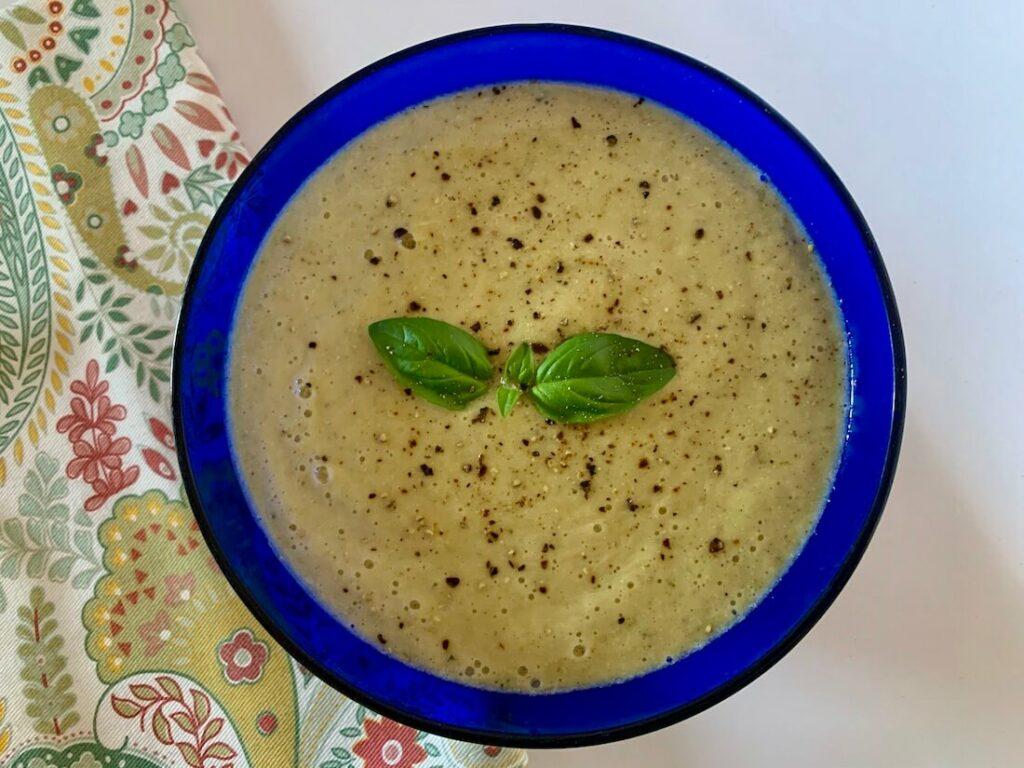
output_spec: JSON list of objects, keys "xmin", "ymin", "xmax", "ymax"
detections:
[
  {"xmin": 531, "ymin": 205, "xmax": 542, "ymax": 219},
  {"xmin": 571, "ymin": 116, "xmax": 581, "ymax": 128},
  {"xmin": 531, "ymin": 342, "xmax": 549, "ymax": 354},
  {"xmin": 470, "ymin": 321, "xmax": 482, "ymax": 332},
  {"xmin": 709, "ymin": 537, "xmax": 725, "ymax": 553},
  {"xmin": 308, "ymin": 341, "xmax": 317, "ymax": 349},
  {"xmin": 583, "ymin": 233, "xmax": 594, "ymax": 243},
  {"xmin": 470, "ymin": 226, "xmax": 481, "ymax": 235},
  {"xmin": 393, "ymin": 227, "xmax": 407, "ymax": 238},
  {"xmin": 408, "ymin": 300, "xmax": 422, "ymax": 312},
  {"xmin": 695, "ymin": 227, "xmax": 705, "ymax": 239},
  {"xmin": 491, "ymin": 195, "xmax": 501, "ymax": 207},
  {"xmin": 440, "ymin": 172, "xmax": 451, "ymax": 181},
  {"xmin": 556, "ymin": 260, "xmax": 564, "ymax": 274},
  {"xmin": 627, "ymin": 499, "xmax": 639, "ymax": 512},
  {"xmin": 419, "ymin": 464, "xmax": 434, "ymax": 476},
  {"xmin": 445, "ymin": 577, "xmax": 460, "ymax": 587},
  {"xmin": 688, "ymin": 312, "xmax": 702, "ymax": 325},
  {"xmin": 442, "ymin": 639, "xmax": 450, "ymax": 650},
  {"xmin": 606, "ymin": 134, "xmax": 618, "ymax": 146},
  {"xmin": 507, "ymin": 237, "xmax": 524, "ymax": 250}
]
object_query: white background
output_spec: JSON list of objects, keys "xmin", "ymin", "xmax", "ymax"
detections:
[{"xmin": 175, "ymin": 2, "xmax": 1024, "ymax": 765}]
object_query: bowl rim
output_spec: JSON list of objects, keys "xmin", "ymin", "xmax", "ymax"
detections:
[{"xmin": 173, "ymin": 22, "xmax": 906, "ymax": 748}]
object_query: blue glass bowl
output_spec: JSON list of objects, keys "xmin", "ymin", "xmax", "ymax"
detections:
[{"xmin": 174, "ymin": 24, "xmax": 905, "ymax": 747}]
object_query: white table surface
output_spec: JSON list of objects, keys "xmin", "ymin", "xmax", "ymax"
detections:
[{"xmin": 177, "ymin": 1, "xmax": 1024, "ymax": 765}]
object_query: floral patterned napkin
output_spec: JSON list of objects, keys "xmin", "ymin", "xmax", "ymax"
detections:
[{"xmin": 0, "ymin": 2, "xmax": 527, "ymax": 766}]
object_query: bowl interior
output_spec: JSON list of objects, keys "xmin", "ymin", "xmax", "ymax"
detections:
[{"xmin": 174, "ymin": 25, "xmax": 904, "ymax": 747}]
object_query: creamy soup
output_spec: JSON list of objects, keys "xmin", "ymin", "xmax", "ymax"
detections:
[{"xmin": 229, "ymin": 83, "xmax": 846, "ymax": 691}]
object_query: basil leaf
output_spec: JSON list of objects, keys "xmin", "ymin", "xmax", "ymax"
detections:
[
  {"xmin": 497, "ymin": 342, "xmax": 535, "ymax": 417},
  {"xmin": 368, "ymin": 317, "xmax": 492, "ymax": 409},
  {"xmin": 530, "ymin": 333, "xmax": 676, "ymax": 423}
]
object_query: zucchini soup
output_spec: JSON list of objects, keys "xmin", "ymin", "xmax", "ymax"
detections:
[{"xmin": 229, "ymin": 83, "xmax": 846, "ymax": 691}]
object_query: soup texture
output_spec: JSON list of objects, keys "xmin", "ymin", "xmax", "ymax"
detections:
[{"xmin": 230, "ymin": 83, "xmax": 846, "ymax": 691}]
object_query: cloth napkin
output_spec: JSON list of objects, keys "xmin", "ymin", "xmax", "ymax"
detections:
[{"xmin": 0, "ymin": 1, "xmax": 527, "ymax": 766}]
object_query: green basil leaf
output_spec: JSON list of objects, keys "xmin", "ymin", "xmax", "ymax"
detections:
[
  {"xmin": 368, "ymin": 317, "xmax": 492, "ymax": 409},
  {"xmin": 497, "ymin": 342, "xmax": 535, "ymax": 417},
  {"xmin": 530, "ymin": 332, "xmax": 676, "ymax": 423}
]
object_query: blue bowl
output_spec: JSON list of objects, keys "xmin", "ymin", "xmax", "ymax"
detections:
[{"xmin": 174, "ymin": 24, "xmax": 905, "ymax": 747}]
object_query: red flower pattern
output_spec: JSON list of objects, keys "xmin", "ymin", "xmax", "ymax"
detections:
[
  {"xmin": 197, "ymin": 130, "xmax": 248, "ymax": 180},
  {"xmin": 163, "ymin": 572, "xmax": 196, "ymax": 606},
  {"xmin": 56, "ymin": 359, "xmax": 139, "ymax": 511},
  {"xmin": 352, "ymin": 717, "xmax": 427, "ymax": 768},
  {"xmin": 139, "ymin": 610, "xmax": 172, "ymax": 656},
  {"xmin": 216, "ymin": 629, "xmax": 269, "ymax": 684}
]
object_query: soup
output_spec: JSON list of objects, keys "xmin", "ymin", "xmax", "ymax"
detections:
[{"xmin": 229, "ymin": 83, "xmax": 846, "ymax": 691}]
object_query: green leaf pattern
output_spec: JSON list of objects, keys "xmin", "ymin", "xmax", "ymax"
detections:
[
  {"xmin": 16, "ymin": 585, "xmax": 79, "ymax": 735},
  {"xmin": 0, "ymin": 452, "xmax": 100, "ymax": 610},
  {"xmin": 0, "ymin": 112, "xmax": 51, "ymax": 453}
]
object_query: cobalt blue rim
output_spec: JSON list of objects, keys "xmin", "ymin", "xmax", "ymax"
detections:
[{"xmin": 173, "ymin": 24, "xmax": 906, "ymax": 748}]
